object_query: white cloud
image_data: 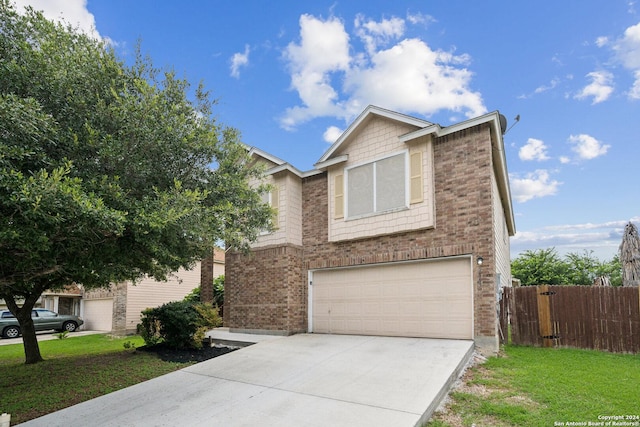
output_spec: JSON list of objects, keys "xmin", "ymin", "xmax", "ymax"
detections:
[
  {"xmin": 534, "ymin": 77, "xmax": 560, "ymax": 94},
  {"xmin": 630, "ymin": 70, "xmax": 640, "ymax": 99},
  {"xmin": 230, "ymin": 45, "xmax": 250, "ymax": 79},
  {"xmin": 12, "ymin": 0, "xmax": 101, "ymax": 39},
  {"xmin": 519, "ymin": 138, "xmax": 550, "ymax": 161},
  {"xmin": 509, "ymin": 170, "xmax": 561, "ymax": 203},
  {"xmin": 280, "ymin": 13, "xmax": 486, "ymax": 130},
  {"xmin": 344, "ymin": 38, "xmax": 485, "ymax": 119},
  {"xmin": 406, "ymin": 12, "xmax": 437, "ymax": 26},
  {"xmin": 595, "ymin": 36, "xmax": 609, "ymax": 47},
  {"xmin": 574, "ymin": 71, "xmax": 614, "ymax": 104},
  {"xmin": 614, "ymin": 22, "xmax": 640, "ymax": 69},
  {"xmin": 355, "ymin": 14, "xmax": 405, "ymax": 54},
  {"xmin": 611, "ymin": 21, "xmax": 640, "ymax": 98},
  {"xmin": 323, "ymin": 126, "xmax": 343, "ymax": 143},
  {"xmin": 281, "ymin": 14, "xmax": 351, "ymax": 130},
  {"xmin": 567, "ymin": 134, "xmax": 610, "ymax": 160}
]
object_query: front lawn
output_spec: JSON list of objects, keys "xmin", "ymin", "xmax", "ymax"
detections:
[
  {"xmin": 428, "ymin": 345, "xmax": 640, "ymax": 426},
  {"xmin": 0, "ymin": 334, "xmax": 191, "ymax": 424}
]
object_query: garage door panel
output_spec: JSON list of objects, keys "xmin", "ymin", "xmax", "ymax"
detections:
[{"xmin": 312, "ymin": 258, "xmax": 472, "ymax": 340}]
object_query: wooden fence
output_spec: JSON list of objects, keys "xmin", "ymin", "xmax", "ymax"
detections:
[{"xmin": 500, "ymin": 285, "xmax": 640, "ymax": 353}]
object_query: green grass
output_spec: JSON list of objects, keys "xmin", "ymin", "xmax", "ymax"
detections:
[
  {"xmin": 0, "ymin": 334, "xmax": 191, "ymax": 424},
  {"xmin": 428, "ymin": 345, "xmax": 640, "ymax": 427}
]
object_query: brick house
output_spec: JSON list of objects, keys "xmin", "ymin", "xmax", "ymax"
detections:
[{"xmin": 225, "ymin": 105, "xmax": 515, "ymax": 355}]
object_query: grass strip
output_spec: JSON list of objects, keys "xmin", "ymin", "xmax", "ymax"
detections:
[{"xmin": 428, "ymin": 345, "xmax": 640, "ymax": 426}]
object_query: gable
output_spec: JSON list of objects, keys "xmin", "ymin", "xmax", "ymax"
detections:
[
  {"xmin": 317, "ymin": 105, "xmax": 433, "ymax": 166},
  {"xmin": 332, "ymin": 115, "xmax": 421, "ymax": 163}
]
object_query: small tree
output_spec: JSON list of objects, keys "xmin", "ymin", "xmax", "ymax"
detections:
[
  {"xmin": 512, "ymin": 248, "xmax": 622, "ymax": 287},
  {"xmin": 565, "ymin": 250, "xmax": 602, "ymax": 286},
  {"xmin": 511, "ymin": 248, "xmax": 569, "ymax": 286}
]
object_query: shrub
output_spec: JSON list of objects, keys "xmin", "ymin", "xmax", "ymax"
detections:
[{"xmin": 138, "ymin": 300, "xmax": 221, "ymax": 349}]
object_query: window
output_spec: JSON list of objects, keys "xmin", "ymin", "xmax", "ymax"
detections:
[
  {"xmin": 37, "ymin": 310, "xmax": 57, "ymax": 318},
  {"xmin": 345, "ymin": 152, "xmax": 408, "ymax": 218}
]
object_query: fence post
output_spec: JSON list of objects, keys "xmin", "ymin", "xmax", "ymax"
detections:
[{"xmin": 536, "ymin": 284, "xmax": 554, "ymax": 347}]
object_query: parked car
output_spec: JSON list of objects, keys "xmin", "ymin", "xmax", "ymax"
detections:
[{"xmin": 0, "ymin": 309, "xmax": 84, "ymax": 338}]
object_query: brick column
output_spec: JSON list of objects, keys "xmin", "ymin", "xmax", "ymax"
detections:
[
  {"xmin": 111, "ymin": 282, "xmax": 128, "ymax": 336},
  {"xmin": 200, "ymin": 249, "xmax": 214, "ymax": 304}
]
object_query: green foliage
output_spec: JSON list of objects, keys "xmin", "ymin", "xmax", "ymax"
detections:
[
  {"xmin": 0, "ymin": 1, "xmax": 271, "ymax": 362},
  {"xmin": 511, "ymin": 248, "xmax": 569, "ymax": 285},
  {"xmin": 183, "ymin": 274, "xmax": 224, "ymax": 308},
  {"xmin": 122, "ymin": 340, "xmax": 136, "ymax": 350},
  {"xmin": 213, "ymin": 274, "xmax": 225, "ymax": 308},
  {"xmin": 138, "ymin": 300, "xmax": 221, "ymax": 349},
  {"xmin": 512, "ymin": 248, "xmax": 622, "ymax": 286},
  {"xmin": 54, "ymin": 330, "xmax": 69, "ymax": 340},
  {"xmin": 183, "ymin": 287, "xmax": 201, "ymax": 303}
]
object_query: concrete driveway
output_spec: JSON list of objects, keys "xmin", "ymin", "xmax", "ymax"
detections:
[{"xmin": 18, "ymin": 333, "xmax": 473, "ymax": 427}]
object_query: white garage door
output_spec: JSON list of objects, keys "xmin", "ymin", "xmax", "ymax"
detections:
[
  {"xmin": 311, "ymin": 257, "xmax": 473, "ymax": 339},
  {"xmin": 83, "ymin": 299, "xmax": 114, "ymax": 331}
]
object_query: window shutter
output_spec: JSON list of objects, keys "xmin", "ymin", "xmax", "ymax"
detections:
[
  {"xmin": 410, "ymin": 151, "xmax": 423, "ymax": 204},
  {"xmin": 270, "ymin": 185, "xmax": 280, "ymax": 229},
  {"xmin": 334, "ymin": 174, "xmax": 344, "ymax": 219}
]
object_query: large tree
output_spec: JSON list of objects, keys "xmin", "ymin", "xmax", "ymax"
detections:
[{"xmin": 0, "ymin": 1, "xmax": 272, "ymax": 363}]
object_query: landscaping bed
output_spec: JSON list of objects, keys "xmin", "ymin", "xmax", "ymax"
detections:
[{"xmin": 137, "ymin": 342, "xmax": 239, "ymax": 363}]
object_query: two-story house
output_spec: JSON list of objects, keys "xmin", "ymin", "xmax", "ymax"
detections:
[{"xmin": 224, "ymin": 105, "xmax": 515, "ymax": 355}]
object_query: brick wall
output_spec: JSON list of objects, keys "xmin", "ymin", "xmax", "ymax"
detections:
[{"xmin": 225, "ymin": 244, "xmax": 305, "ymax": 332}]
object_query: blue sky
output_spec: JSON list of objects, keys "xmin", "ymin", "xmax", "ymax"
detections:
[{"xmin": 13, "ymin": 0, "xmax": 640, "ymax": 261}]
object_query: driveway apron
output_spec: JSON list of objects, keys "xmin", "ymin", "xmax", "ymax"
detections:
[{"xmin": 18, "ymin": 334, "xmax": 474, "ymax": 427}]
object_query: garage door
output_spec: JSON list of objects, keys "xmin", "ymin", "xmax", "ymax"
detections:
[
  {"xmin": 311, "ymin": 257, "xmax": 473, "ymax": 339},
  {"xmin": 83, "ymin": 299, "xmax": 114, "ymax": 331}
]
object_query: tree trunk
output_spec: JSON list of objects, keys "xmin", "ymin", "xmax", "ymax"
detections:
[
  {"xmin": 4, "ymin": 291, "xmax": 44, "ymax": 364},
  {"xmin": 19, "ymin": 314, "xmax": 43, "ymax": 364}
]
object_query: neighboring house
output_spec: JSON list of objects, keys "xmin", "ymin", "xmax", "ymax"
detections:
[
  {"xmin": 225, "ymin": 105, "xmax": 515, "ymax": 355},
  {"xmin": 40, "ymin": 247, "xmax": 225, "ymax": 334}
]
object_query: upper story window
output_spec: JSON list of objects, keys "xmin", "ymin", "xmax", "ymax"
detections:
[{"xmin": 345, "ymin": 152, "xmax": 407, "ymax": 219}]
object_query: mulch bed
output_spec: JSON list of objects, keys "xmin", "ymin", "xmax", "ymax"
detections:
[{"xmin": 136, "ymin": 343, "xmax": 240, "ymax": 363}]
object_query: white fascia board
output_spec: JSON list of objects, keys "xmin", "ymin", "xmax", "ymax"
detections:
[
  {"xmin": 314, "ymin": 154, "xmax": 348, "ymax": 170},
  {"xmin": 398, "ymin": 124, "xmax": 441, "ymax": 142},
  {"xmin": 246, "ymin": 145, "xmax": 286, "ymax": 166},
  {"xmin": 265, "ymin": 163, "xmax": 303, "ymax": 177},
  {"xmin": 265, "ymin": 163, "xmax": 324, "ymax": 178}
]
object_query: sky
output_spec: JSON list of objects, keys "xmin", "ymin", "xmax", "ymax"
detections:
[{"xmin": 11, "ymin": 0, "xmax": 640, "ymax": 261}]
